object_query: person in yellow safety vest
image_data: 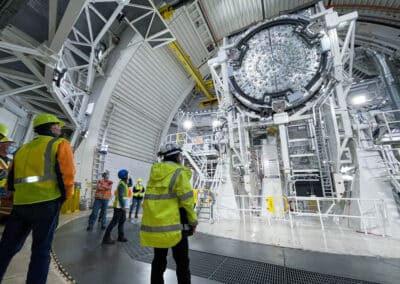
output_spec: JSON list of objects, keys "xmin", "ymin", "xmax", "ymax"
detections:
[
  {"xmin": 140, "ymin": 143, "xmax": 198, "ymax": 284},
  {"xmin": 0, "ymin": 113, "xmax": 75, "ymax": 284},
  {"xmin": 0, "ymin": 125, "xmax": 17, "ymax": 218},
  {"xmin": 87, "ymin": 170, "xmax": 113, "ymax": 231},
  {"xmin": 129, "ymin": 177, "xmax": 145, "ymax": 219},
  {"xmin": 102, "ymin": 169, "xmax": 131, "ymax": 244}
]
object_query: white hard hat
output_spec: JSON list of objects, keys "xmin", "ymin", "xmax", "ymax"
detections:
[{"xmin": 158, "ymin": 143, "xmax": 182, "ymax": 157}]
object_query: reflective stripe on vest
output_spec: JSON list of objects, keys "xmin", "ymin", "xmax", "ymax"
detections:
[
  {"xmin": 14, "ymin": 137, "xmax": 58, "ymax": 185},
  {"xmin": 95, "ymin": 179, "xmax": 112, "ymax": 200},
  {"xmin": 141, "ymin": 168, "xmax": 182, "ymax": 233},
  {"xmin": 113, "ymin": 181, "xmax": 129, "ymax": 208},
  {"xmin": 143, "ymin": 168, "xmax": 181, "ymax": 201},
  {"xmin": 141, "ymin": 223, "xmax": 190, "ymax": 232},
  {"xmin": 0, "ymin": 158, "xmax": 8, "ymax": 188},
  {"xmin": 133, "ymin": 184, "xmax": 144, "ymax": 198},
  {"xmin": 13, "ymin": 136, "xmax": 63, "ymax": 205}
]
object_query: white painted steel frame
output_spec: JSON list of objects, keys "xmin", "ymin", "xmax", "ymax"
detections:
[{"xmin": 0, "ymin": 0, "xmax": 175, "ymax": 147}]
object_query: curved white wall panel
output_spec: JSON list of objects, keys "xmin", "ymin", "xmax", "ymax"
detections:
[{"xmin": 106, "ymin": 42, "xmax": 194, "ymax": 162}]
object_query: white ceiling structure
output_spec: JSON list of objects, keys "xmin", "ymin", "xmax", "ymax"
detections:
[{"xmin": 0, "ymin": 0, "xmax": 399, "ymax": 183}]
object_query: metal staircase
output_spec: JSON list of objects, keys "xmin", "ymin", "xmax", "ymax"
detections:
[
  {"xmin": 165, "ymin": 132, "xmax": 221, "ymax": 222},
  {"xmin": 313, "ymin": 99, "xmax": 334, "ymax": 197}
]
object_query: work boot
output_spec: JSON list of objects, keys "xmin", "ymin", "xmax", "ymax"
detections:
[
  {"xmin": 86, "ymin": 226, "xmax": 93, "ymax": 231},
  {"xmin": 134, "ymin": 214, "xmax": 138, "ymax": 219},
  {"xmin": 117, "ymin": 237, "xmax": 128, "ymax": 242},
  {"xmin": 128, "ymin": 212, "xmax": 132, "ymax": 219},
  {"xmin": 102, "ymin": 238, "xmax": 115, "ymax": 245}
]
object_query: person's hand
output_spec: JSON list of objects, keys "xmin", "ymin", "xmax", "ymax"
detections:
[{"xmin": 190, "ymin": 225, "xmax": 196, "ymax": 235}]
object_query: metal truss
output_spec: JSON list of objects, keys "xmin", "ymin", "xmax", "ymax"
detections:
[
  {"xmin": 0, "ymin": 0, "xmax": 174, "ymax": 146},
  {"xmin": 311, "ymin": 2, "xmax": 358, "ymax": 173}
]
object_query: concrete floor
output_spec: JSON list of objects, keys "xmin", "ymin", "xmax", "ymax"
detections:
[
  {"xmin": 54, "ymin": 216, "xmax": 399, "ymax": 284},
  {"xmin": 0, "ymin": 211, "xmax": 90, "ymax": 284},
  {"xmin": 199, "ymin": 217, "xmax": 400, "ymax": 258}
]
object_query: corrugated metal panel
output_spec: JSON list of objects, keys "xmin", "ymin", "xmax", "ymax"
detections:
[
  {"xmin": 201, "ymin": 0, "xmax": 263, "ymax": 40},
  {"xmin": 106, "ymin": 43, "xmax": 194, "ymax": 162},
  {"xmin": 330, "ymin": 0, "xmax": 399, "ymax": 7},
  {"xmin": 169, "ymin": 8, "xmax": 210, "ymax": 67},
  {"xmin": 200, "ymin": 0, "xmax": 399, "ymax": 41},
  {"xmin": 262, "ymin": 0, "xmax": 313, "ymax": 18}
]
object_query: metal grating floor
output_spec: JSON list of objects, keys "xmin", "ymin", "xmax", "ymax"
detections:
[{"xmin": 123, "ymin": 223, "xmax": 376, "ymax": 284}]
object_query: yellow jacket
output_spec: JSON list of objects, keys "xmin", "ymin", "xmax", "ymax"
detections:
[{"xmin": 140, "ymin": 162, "xmax": 197, "ymax": 248}]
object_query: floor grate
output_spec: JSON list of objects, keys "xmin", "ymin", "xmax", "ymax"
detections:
[{"xmin": 123, "ymin": 223, "xmax": 376, "ymax": 284}]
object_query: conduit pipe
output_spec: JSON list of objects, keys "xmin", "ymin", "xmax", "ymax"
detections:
[{"xmin": 367, "ymin": 49, "xmax": 400, "ymax": 111}]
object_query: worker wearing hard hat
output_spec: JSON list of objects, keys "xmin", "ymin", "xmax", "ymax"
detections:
[
  {"xmin": 0, "ymin": 113, "xmax": 75, "ymax": 284},
  {"xmin": 140, "ymin": 143, "xmax": 198, "ymax": 284},
  {"xmin": 129, "ymin": 177, "xmax": 145, "ymax": 219},
  {"xmin": 87, "ymin": 170, "xmax": 113, "ymax": 231},
  {"xmin": 0, "ymin": 124, "xmax": 16, "ymax": 219},
  {"xmin": 102, "ymin": 169, "xmax": 131, "ymax": 245}
]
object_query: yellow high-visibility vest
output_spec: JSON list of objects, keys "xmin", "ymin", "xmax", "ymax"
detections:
[
  {"xmin": 13, "ymin": 136, "xmax": 64, "ymax": 205},
  {"xmin": 113, "ymin": 181, "xmax": 130, "ymax": 208}
]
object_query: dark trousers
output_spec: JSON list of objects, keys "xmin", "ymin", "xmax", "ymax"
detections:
[
  {"xmin": 103, "ymin": 208, "xmax": 126, "ymax": 240},
  {"xmin": 0, "ymin": 199, "xmax": 61, "ymax": 284},
  {"xmin": 151, "ymin": 233, "xmax": 190, "ymax": 284}
]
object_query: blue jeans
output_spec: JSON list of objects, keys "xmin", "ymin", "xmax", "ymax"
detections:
[
  {"xmin": 88, "ymin": 199, "xmax": 109, "ymax": 227},
  {"xmin": 129, "ymin": 198, "xmax": 142, "ymax": 216},
  {"xmin": 0, "ymin": 199, "xmax": 61, "ymax": 284}
]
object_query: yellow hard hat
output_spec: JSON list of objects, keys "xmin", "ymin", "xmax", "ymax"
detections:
[
  {"xmin": 137, "ymin": 178, "xmax": 142, "ymax": 182},
  {"xmin": 0, "ymin": 123, "xmax": 8, "ymax": 137},
  {"xmin": 33, "ymin": 113, "xmax": 65, "ymax": 128}
]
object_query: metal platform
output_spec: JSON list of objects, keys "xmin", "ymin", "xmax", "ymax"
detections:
[{"xmin": 53, "ymin": 217, "xmax": 398, "ymax": 284}]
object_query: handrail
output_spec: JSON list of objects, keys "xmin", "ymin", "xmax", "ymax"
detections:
[{"xmin": 211, "ymin": 194, "xmax": 389, "ymax": 237}]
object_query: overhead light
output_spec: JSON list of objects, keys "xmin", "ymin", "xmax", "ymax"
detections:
[
  {"xmin": 183, "ymin": 120, "xmax": 193, "ymax": 130},
  {"xmin": 212, "ymin": 120, "xmax": 220, "ymax": 128},
  {"xmin": 351, "ymin": 95, "xmax": 367, "ymax": 105}
]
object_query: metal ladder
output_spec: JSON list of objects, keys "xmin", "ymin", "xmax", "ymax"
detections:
[
  {"xmin": 91, "ymin": 103, "xmax": 114, "ymax": 202},
  {"xmin": 187, "ymin": 0, "xmax": 215, "ymax": 52},
  {"xmin": 313, "ymin": 108, "xmax": 334, "ymax": 197}
]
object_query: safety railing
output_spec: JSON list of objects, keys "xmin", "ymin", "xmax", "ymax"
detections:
[
  {"xmin": 372, "ymin": 109, "xmax": 400, "ymax": 142},
  {"xmin": 287, "ymin": 196, "xmax": 389, "ymax": 237},
  {"xmin": 211, "ymin": 195, "xmax": 390, "ymax": 237}
]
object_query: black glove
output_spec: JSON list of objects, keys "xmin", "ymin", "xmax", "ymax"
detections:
[{"xmin": 188, "ymin": 225, "xmax": 196, "ymax": 236}]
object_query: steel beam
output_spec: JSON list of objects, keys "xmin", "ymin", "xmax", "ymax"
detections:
[
  {"xmin": 14, "ymin": 52, "xmax": 45, "ymax": 82},
  {"xmin": 0, "ymin": 82, "xmax": 45, "ymax": 98},
  {"xmin": 0, "ymin": 57, "xmax": 19, "ymax": 64},
  {"xmin": 0, "ymin": 41, "xmax": 43, "ymax": 57},
  {"xmin": 48, "ymin": 0, "xmax": 58, "ymax": 42},
  {"xmin": 50, "ymin": 0, "xmax": 87, "ymax": 53},
  {"xmin": 0, "ymin": 67, "xmax": 38, "ymax": 83}
]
